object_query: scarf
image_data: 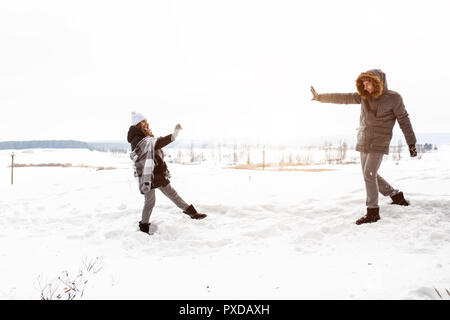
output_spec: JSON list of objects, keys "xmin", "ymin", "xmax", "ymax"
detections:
[{"xmin": 130, "ymin": 136, "xmax": 156, "ymax": 194}]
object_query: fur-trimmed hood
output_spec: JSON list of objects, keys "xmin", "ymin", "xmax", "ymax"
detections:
[{"xmin": 356, "ymin": 69, "xmax": 388, "ymax": 99}]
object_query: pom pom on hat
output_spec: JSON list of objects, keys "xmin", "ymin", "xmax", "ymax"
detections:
[{"xmin": 131, "ymin": 112, "xmax": 146, "ymax": 126}]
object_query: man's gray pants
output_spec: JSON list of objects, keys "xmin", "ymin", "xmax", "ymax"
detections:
[
  {"xmin": 360, "ymin": 152, "xmax": 397, "ymax": 208},
  {"xmin": 141, "ymin": 183, "xmax": 190, "ymax": 223}
]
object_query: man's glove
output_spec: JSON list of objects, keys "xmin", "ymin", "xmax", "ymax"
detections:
[
  {"xmin": 409, "ymin": 144, "xmax": 417, "ymax": 157},
  {"xmin": 172, "ymin": 123, "xmax": 182, "ymax": 141},
  {"xmin": 310, "ymin": 86, "xmax": 320, "ymax": 101}
]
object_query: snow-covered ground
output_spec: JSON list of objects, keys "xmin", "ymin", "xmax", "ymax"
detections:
[{"xmin": 0, "ymin": 146, "xmax": 449, "ymax": 300}]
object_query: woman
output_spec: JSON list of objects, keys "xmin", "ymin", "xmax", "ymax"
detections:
[{"xmin": 127, "ymin": 112, "xmax": 207, "ymax": 234}]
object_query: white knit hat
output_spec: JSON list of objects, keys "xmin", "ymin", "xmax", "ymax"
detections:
[{"xmin": 131, "ymin": 112, "xmax": 146, "ymax": 126}]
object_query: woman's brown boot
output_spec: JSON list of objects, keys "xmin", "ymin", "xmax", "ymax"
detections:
[{"xmin": 183, "ymin": 205, "xmax": 207, "ymax": 219}]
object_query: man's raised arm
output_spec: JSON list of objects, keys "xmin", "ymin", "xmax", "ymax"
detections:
[{"xmin": 311, "ymin": 86, "xmax": 361, "ymax": 104}]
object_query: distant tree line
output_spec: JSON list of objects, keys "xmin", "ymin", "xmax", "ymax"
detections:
[
  {"xmin": 0, "ymin": 140, "xmax": 131, "ymax": 153},
  {"xmin": 0, "ymin": 140, "xmax": 440, "ymax": 160},
  {"xmin": 0, "ymin": 140, "xmax": 94, "ymax": 150},
  {"xmin": 88, "ymin": 142, "xmax": 129, "ymax": 153},
  {"xmin": 419, "ymin": 143, "xmax": 437, "ymax": 151}
]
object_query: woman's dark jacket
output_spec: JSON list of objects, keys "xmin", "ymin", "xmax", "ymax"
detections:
[{"xmin": 127, "ymin": 126, "xmax": 173, "ymax": 189}]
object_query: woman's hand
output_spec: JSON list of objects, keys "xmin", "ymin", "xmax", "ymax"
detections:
[{"xmin": 172, "ymin": 124, "xmax": 182, "ymax": 141}]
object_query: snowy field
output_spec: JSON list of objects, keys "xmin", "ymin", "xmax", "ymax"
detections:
[{"xmin": 0, "ymin": 146, "xmax": 449, "ymax": 300}]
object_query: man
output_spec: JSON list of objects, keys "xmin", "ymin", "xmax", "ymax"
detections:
[{"xmin": 311, "ymin": 69, "xmax": 418, "ymax": 225}]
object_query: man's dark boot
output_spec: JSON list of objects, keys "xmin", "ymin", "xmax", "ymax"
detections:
[
  {"xmin": 356, "ymin": 207, "xmax": 380, "ymax": 225},
  {"xmin": 139, "ymin": 221, "xmax": 150, "ymax": 233},
  {"xmin": 183, "ymin": 205, "xmax": 207, "ymax": 220},
  {"xmin": 390, "ymin": 191, "xmax": 409, "ymax": 206}
]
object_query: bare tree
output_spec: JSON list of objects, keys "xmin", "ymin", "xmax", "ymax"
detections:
[
  {"xmin": 323, "ymin": 141, "xmax": 333, "ymax": 164},
  {"xmin": 218, "ymin": 143, "xmax": 222, "ymax": 164},
  {"xmin": 176, "ymin": 150, "xmax": 183, "ymax": 163},
  {"xmin": 396, "ymin": 139, "xmax": 403, "ymax": 161},
  {"xmin": 190, "ymin": 142, "xmax": 195, "ymax": 163},
  {"xmin": 262, "ymin": 145, "xmax": 266, "ymax": 170},
  {"xmin": 337, "ymin": 140, "xmax": 348, "ymax": 163},
  {"xmin": 38, "ymin": 257, "xmax": 103, "ymax": 300}
]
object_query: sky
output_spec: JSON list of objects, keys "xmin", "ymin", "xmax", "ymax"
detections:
[{"xmin": 1, "ymin": 0, "xmax": 450, "ymax": 143}]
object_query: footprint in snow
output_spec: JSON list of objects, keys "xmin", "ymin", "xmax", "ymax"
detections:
[{"xmin": 104, "ymin": 230, "xmax": 124, "ymax": 239}]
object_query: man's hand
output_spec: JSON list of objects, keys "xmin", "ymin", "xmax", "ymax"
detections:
[
  {"xmin": 174, "ymin": 124, "xmax": 182, "ymax": 131},
  {"xmin": 409, "ymin": 144, "xmax": 417, "ymax": 157},
  {"xmin": 311, "ymin": 86, "xmax": 319, "ymax": 101}
]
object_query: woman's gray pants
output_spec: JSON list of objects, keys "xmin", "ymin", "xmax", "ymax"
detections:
[
  {"xmin": 360, "ymin": 152, "xmax": 397, "ymax": 208},
  {"xmin": 141, "ymin": 183, "xmax": 190, "ymax": 223}
]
